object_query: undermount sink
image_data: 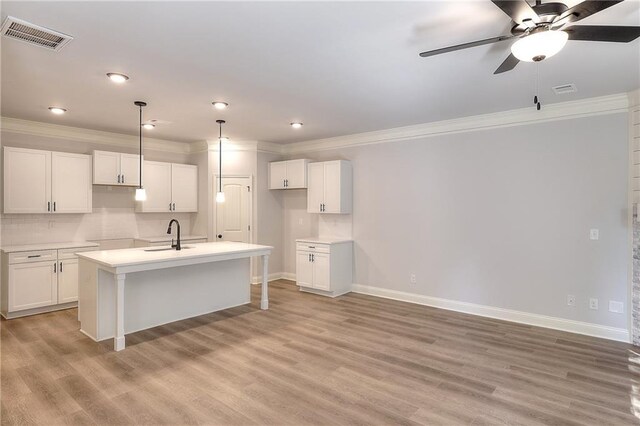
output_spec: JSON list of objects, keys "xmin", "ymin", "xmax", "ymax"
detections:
[{"xmin": 143, "ymin": 246, "xmax": 194, "ymax": 252}]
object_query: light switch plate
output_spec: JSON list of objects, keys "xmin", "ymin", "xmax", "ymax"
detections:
[
  {"xmin": 567, "ymin": 295, "xmax": 576, "ymax": 306},
  {"xmin": 589, "ymin": 298, "xmax": 598, "ymax": 310},
  {"xmin": 590, "ymin": 229, "xmax": 599, "ymax": 240}
]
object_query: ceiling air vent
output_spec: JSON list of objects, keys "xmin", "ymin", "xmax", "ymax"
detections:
[
  {"xmin": 1, "ymin": 16, "xmax": 73, "ymax": 51},
  {"xmin": 552, "ymin": 84, "xmax": 577, "ymax": 95}
]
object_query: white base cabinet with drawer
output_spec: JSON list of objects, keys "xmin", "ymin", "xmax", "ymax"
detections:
[
  {"xmin": 1, "ymin": 243, "xmax": 98, "ymax": 318},
  {"xmin": 295, "ymin": 238, "xmax": 353, "ymax": 297}
]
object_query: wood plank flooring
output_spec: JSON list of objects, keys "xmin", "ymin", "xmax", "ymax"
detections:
[{"xmin": 2, "ymin": 279, "xmax": 640, "ymax": 425}]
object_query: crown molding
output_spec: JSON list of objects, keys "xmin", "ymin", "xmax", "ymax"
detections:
[
  {"xmin": 189, "ymin": 139, "xmax": 285, "ymax": 155},
  {"xmin": 284, "ymin": 93, "xmax": 630, "ymax": 155},
  {"xmin": 1, "ymin": 117, "xmax": 190, "ymax": 154}
]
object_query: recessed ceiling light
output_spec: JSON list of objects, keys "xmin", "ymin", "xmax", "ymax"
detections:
[
  {"xmin": 142, "ymin": 123, "xmax": 155, "ymax": 130},
  {"xmin": 48, "ymin": 107, "xmax": 67, "ymax": 115},
  {"xmin": 107, "ymin": 73, "xmax": 129, "ymax": 83},
  {"xmin": 290, "ymin": 122, "xmax": 303, "ymax": 129},
  {"xmin": 212, "ymin": 102, "xmax": 229, "ymax": 110}
]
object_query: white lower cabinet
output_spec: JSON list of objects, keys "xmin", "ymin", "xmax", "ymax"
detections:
[
  {"xmin": 1, "ymin": 243, "xmax": 98, "ymax": 318},
  {"xmin": 295, "ymin": 239, "xmax": 353, "ymax": 297},
  {"xmin": 8, "ymin": 261, "xmax": 57, "ymax": 312}
]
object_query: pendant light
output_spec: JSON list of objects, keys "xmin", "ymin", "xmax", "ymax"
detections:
[
  {"xmin": 134, "ymin": 101, "xmax": 147, "ymax": 201},
  {"xmin": 216, "ymin": 119, "xmax": 226, "ymax": 203}
]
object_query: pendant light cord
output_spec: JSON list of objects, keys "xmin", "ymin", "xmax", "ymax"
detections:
[
  {"xmin": 139, "ymin": 105, "xmax": 143, "ymax": 188},
  {"xmin": 219, "ymin": 121, "xmax": 223, "ymax": 193}
]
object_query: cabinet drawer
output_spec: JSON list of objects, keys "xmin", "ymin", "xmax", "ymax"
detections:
[
  {"xmin": 8, "ymin": 250, "xmax": 57, "ymax": 265},
  {"xmin": 296, "ymin": 243, "xmax": 330, "ymax": 254},
  {"xmin": 58, "ymin": 246, "xmax": 96, "ymax": 260}
]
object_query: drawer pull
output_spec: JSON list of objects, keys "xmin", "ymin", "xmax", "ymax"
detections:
[
  {"xmin": 308, "ymin": 246, "xmax": 315, "ymax": 249},
  {"xmin": 27, "ymin": 255, "xmax": 41, "ymax": 258}
]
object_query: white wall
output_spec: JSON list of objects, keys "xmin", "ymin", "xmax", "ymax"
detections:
[
  {"xmin": 283, "ymin": 112, "xmax": 629, "ymax": 329},
  {"xmin": 0, "ymin": 130, "xmax": 196, "ymax": 246}
]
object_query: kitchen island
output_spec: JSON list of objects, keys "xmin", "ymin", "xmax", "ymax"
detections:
[{"xmin": 77, "ymin": 241, "xmax": 272, "ymax": 351}]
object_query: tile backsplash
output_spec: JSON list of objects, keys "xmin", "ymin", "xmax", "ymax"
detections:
[{"xmin": 0, "ymin": 186, "xmax": 194, "ymax": 246}]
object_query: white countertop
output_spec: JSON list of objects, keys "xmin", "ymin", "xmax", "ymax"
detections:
[
  {"xmin": 77, "ymin": 241, "xmax": 272, "ymax": 270},
  {"xmin": 134, "ymin": 235, "xmax": 207, "ymax": 243},
  {"xmin": 297, "ymin": 236, "xmax": 353, "ymax": 244},
  {"xmin": 1, "ymin": 241, "xmax": 99, "ymax": 253}
]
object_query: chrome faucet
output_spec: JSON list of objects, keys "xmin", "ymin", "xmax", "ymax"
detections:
[{"xmin": 166, "ymin": 219, "xmax": 181, "ymax": 250}]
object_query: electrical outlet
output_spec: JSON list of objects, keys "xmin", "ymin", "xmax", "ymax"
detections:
[
  {"xmin": 609, "ymin": 300, "xmax": 624, "ymax": 314},
  {"xmin": 589, "ymin": 298, "xmax": 598, "ymax": 310},
  {"xmin": 567, "ymin": 295, "xmax": 576, "ymax": 306},
  {"xmin": 410, "ymin": 274, "xmax": 416, "ymax": 284},
  {"xmin": 590, "ymin": 229, "xmax": 599, "ymax": 240}
]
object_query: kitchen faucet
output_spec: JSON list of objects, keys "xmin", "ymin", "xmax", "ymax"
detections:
[{"xmin": 166, "ymin": 219, "xmax": 181, "ymax": 250}]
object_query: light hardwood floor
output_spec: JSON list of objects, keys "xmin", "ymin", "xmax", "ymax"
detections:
[{"xmin": 2, "ymin": 279, "xmax": 640, "ymax": 425}]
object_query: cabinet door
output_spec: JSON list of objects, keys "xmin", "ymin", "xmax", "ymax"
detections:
[
  {"xmin": 286, "ymin": 160, "xmax": 307, "ymax": 189},
  {"xmin": 307, "ymin": 162, "xmax": 324, "ymax": 213},
  {"xmin": 8, "ymin": 261, "xmax": 57, "ymax": 312},
  {"xmin": 58, "ymin": 258, "xmax": 78, "ymax": 303},
  {"xmin": 296, "ymin": 252, "xmax": 313, "ymax": 287},
  {"xmin": 137, "ymin": 161, "xmax": 172, "ymax": 212},
  {"xmin": 322, "ymin": 161, "xmax": 342, "ymax": 214},
  {"xmin": 92, "ymin": 151, "xmax": 120, "ymax": 185},
  {"xmin": 3, "ymin": 147, "xmax": 51, "ymax": 213},
  {"xmin": 51, "ymin": 152, "xmax": 92, "ymax": 213},
  {"xmin": 312, "ymin": 253, "xmax": 331, "ymax": 291},
  {"xmin": 269, "ymin": 161, "xmax": 287, "ymax": 189},
  {"xmin": 171, "ymin": 164, "xmax": 198, "ymax": 212},
  {"xmin": 119, "ymin": 154, "xmax": 141, "ymax": 187}
]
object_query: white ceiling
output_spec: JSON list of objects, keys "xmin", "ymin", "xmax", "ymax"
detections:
[{"xmin": 1, "ymin": 1, "xmax": 639, "ymax": 144}]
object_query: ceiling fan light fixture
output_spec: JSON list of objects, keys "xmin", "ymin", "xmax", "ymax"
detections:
[{"xmin": 511, "ymin": 30, "xmax": 568, "ymax": 62}]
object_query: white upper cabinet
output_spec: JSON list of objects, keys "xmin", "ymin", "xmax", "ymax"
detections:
[
  {"xmin": 269, "ymin": 159, "xmax": 310, "ymax": 189},
  {"xmin": 136, "ymin": 161, "xmax": 198, "ymax": 213},
  {"xmin": 51, "ymin": 152, "xmax": 93, "ymax": 213},
  {"xmin": 3, "ymin": 147, "xmax": 92, "ymax": 214},
  {"xmin": 307, "ymin": 160, "xmax": 352, "ymax": 214},
  {"xmin": 93, "ymin": 150, "xmax": 140, "ymax": 186},
  {"xmin": 171, "ymin": 164, "xmax": 198, "ymax": 212}
]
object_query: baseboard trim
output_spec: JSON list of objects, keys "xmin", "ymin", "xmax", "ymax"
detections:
[
  {"xmin": 251, "ymin": 272, "xmax": 292, "ymax": 285},
  {"xmin": 351, "ymin": 284, "xmax": 630, "ymax": 343}
]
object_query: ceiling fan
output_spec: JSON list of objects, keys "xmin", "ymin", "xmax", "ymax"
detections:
[{"xmin": 419, "ymin": 0, "xmax": 640, "ymax": 74}]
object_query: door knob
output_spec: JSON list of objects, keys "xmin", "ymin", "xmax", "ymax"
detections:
[{"xmin": 217, "ymin": 234, "xmax": 223, "ymax": 239}]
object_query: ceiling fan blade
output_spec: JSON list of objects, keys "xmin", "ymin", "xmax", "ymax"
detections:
[
  {"xmin": 491, "ymin": 0, "xmax": 539, "ymax": 24},
  {"xmin": 565, "ymin": 25, "xmax": 640, "ymax": 42},
  {"xmin": 419, "ymin": 35, "xmax": 513, "ymax": 58},
  {"xmin": 555, "ymin": 1, "xmax": 623, "ymax": 25},
  {"xmin": 493, "ymin": 53, "xmax": 520, "ymax": 74}
]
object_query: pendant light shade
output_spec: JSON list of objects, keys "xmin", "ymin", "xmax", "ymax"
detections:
[
  {"xmin": 134, "ymin": 101, "xmax": 147, "ymax": 201},
  {"xmin": 216, "ymin": 119, "xmax": 226, "ymax": 203}
]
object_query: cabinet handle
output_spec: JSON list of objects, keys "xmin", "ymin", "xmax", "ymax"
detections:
[
  {"xmin": 312, "ymin": 254, "xmax": 315, "ymax": 262},
  {"xmin": 27, "ymin": 255, "xmax": 41, "ymax": 259},
  {"xmin": 117, "ymin": 174, "xmax": 121, "ymax": 183},
  {"xmin": 54, "ymin": 262, "xmax": 57, "ymax": 273},
  {"xmin": 60, "ymin": 262, "xmax": 63, "ymax": 272},
  {"xmin": 53, "ymin": 202, "xmax": 56, "ymax": 212},
  {"xmin": 308, "ymin": 253, "xmax": 311, "ymax": 262},
  {"xmin": 122, "ymin": 174, "xmax": 125, "ymax": 183},
  {"xmin": 169, "ymin": 203, "xmax": 172, "ymax": 211},
  {"xmin": 47, "ymin": 202, "xmax": 51, "ymax": 212},
  {"xmin": 172, "ymin": 203, "xmax": 176, "ymax": 211}
]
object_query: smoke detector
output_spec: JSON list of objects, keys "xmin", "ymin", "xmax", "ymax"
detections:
[
  {"xmin": 552, "ymin": 84, "xmax": 577, "ymax": 95},
  {"xmin": 1, "ymin": 16, "xmax": 73, "ymax": 51}
]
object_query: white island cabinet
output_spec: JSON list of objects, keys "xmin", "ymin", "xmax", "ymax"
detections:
[{"xmin": 77, "ymin": 241, "xmax": 272, "ymax": 351}]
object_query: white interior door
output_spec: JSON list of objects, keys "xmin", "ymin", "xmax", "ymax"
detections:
[
  {"xmin": 51, "ymin": 152, "xmax": 92, "ymax": 213},
  {"xmin": 120, "ymin": 154, "xmax": 141, "ymax": 186},
  {"xmin": 215, "ymin": 176, "xmax": 251, "ymax": 243},
  {"xmin": 3, "ymin": 147, "xmax": 51, "ymax": 214}
]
